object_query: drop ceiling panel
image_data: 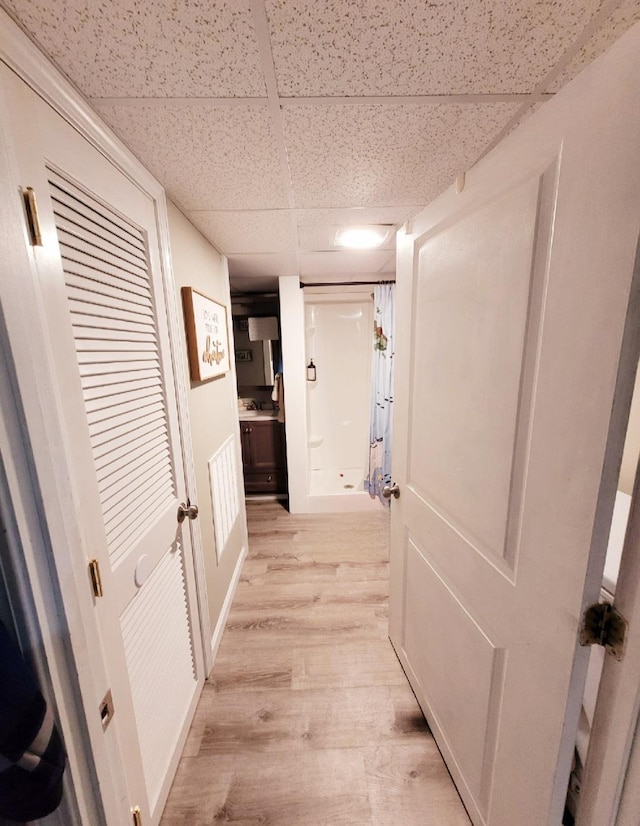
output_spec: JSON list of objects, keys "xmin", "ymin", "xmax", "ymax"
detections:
[
  {"xmin": 546, "ymin": 0, "xmax": 640, "ymax": 92},
  {"xmin": 299, "ymin": 250, "xmax": 392, "ymax": 277},
  {"xmin": 266, "ymin": 0, "xmax": 603, "ymax": 96},
  {"xmin": 3, "ymin": 0, "xmax": 266, "ymax": 97},
  {"xmin": 228, "ymin": 253, "xmax": 298, "ymax": 277},
  {"xmin": 284, "ymin": 103, "xmax": 520, "ymax": 208},
  {"xmin": 93, "ymin": 101, "xmax": 288, "ymax": 211},
  {"xmin": 187, "ymin": 210, "xmax": 296, "ymax": 254}
]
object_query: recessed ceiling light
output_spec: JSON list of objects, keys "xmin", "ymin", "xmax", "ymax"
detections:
[{"xmin": 334, "ymin": 225, "xmax": 391, "ymax": 249}]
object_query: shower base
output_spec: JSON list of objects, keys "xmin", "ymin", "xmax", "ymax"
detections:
[{"xmin": 306, "ymin": 467, "xmax": 379, "ymax": 512}]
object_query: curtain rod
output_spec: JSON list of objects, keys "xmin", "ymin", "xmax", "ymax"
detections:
[{"xmin": 301, "ymin": 280, "xmax": 395, "ymax": 288}]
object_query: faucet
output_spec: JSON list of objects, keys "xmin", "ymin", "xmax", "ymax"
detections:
[{"xmin": 245, "ymin": 400, "xmax": 258, "ymax": 410}]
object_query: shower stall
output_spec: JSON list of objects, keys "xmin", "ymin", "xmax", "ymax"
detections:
[{"xmin": 304, "ymin": 289, "xmax": 378, "ymax": 510}]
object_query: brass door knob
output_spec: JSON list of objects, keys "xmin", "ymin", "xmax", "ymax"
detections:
[{"xmin": 177, "ymin": 501, "xmax": 199, "ymax": 523}]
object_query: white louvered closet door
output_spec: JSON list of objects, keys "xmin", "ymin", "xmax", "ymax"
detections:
[{"xmin": 1, "ymin": 65, "xmax": 203, "ymax": 825}]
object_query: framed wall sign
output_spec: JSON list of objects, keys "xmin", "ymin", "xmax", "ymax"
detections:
[{"xmin": 181, "ymin": 287, "xmax": 230, "ymax": 382}]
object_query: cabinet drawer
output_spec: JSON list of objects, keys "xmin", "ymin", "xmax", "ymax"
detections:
[{"xmin": 243, "ymin": 470, "xmax": 286, "ymax": 493}]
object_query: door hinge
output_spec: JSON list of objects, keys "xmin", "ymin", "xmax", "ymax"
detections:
[
  {"xmin": 88, "ymin": 559, "xmax": 104, "ymax": 598},
  {"xmin": 22, "ymin": 187, "xmax": 43, "ymax": 246},
  {"xmin": 580, "ymin": 602, "xmax": 627, "ymax": 661},
  {"xmin": 99, "ymin": 689, "xmax": 114, "ymax": 731},
  {"xmin": 131, "ymin": 806, "xmax": 142, "ymax": 826}
]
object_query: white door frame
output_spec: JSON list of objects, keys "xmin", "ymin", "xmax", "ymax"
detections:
[
  {"xmin": 578, "ymin": 236, "xmax": 640, "ymax": 825},
  {"xmin": 0, "ymin": 8, "xmax": 213, "ymax": 822}
]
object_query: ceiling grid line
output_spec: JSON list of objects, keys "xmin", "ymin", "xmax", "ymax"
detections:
[
  {"xmin": 248, "ymin": 0, "xmax": 300, "ymax": 277},
  {"xmin": 4, "ymin": 0, "xmax": 639, "ymax": 288},
  {"xmin": 477, "ymin": 0, "xmax": 630, "ymax": 165}
]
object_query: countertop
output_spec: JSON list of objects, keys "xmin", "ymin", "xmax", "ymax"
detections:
[{"xmin": 238, "ymin": 410, "xmax": 278, "ymax": 421}]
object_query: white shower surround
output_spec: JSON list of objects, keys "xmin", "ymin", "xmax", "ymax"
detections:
[
  {"xmin": 279, "ymin": 277, "xmax": 380, "ymax": 513},
  {"xmin": 304, "ymin": 288, "xmax": 378, "ymax": 512}
]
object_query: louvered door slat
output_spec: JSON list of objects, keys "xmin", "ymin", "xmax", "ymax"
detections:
[
  {"xmin": 79, "ymin": 351, "xmax": 158, "ymax": 367},
  {"xmin": 55, "ymin": 213, "xmax": 148, "ymax": 272},
  {"xmin": 49, "ymin": 177, "xmax": 145, "ymax": 246},
  {"xmin": 100, "ymin": 447, "xmax": 170, "ymax": 505},
  {"xmin": 87, "ymin": 390, "xmax": 165, "ymax": 427},
  {"xmin": 71, "ymin": 311, "xmax": 155, "ymax": 334},
  {"xmin": 88, "ymin": 399, "xmax": 164, "ymax": 438},
  {"xmin": 103, "ymin": 464, "xmax": 173, "ymax": 541},
  {"xmin": 97, "ymin": 435, "xmax": 169, "ymax": 489},
  {"xmin": 50, "ymin": 168, "xmax": 176, "ymax": 569},
  {"xmin": 69, "ymin": 297, "xmax": 154, "ymax": 327},
  {"xmin": 79, "ymin": 360, "xmax": 160, "ymax": 379},
  {"xmin": 85, "ymin": 378, "xmax": 162, "ymax": 410},
  {"xmin": 65, "ymin": 272, "xmax": 152, "ymax": 309},
  {"xmin": 67, "ymin": 284, "xmax": 154, "ymax": 319},
  {"xmin": 107, "ymin": 490, "xmax": 175, "ymax": 561},
  {"xmin": 75, "ymin": 338, "xmax": 158, "ymax": 353},
  {"xmin": 92, "ymin": 412, "xmax": 166, "ymax": 461},
  {"xmin": 121, "ymin": 546, "xmax": 195, "ymax": 808},
  {"xmin": 63, "ymin": 252, "xmax": 149, "ymax": 292},
  {"xmin": 101, "ymin": 455, "xmax": 172, "ymax": 519},
  {"xmin": 51, "ymin": 197, "xmax": 147, "ymax": 261},
  {"xmin": 57, "ymin": 229, "xmax": 149, "ymax": 281},
  {"xmin": 64, "ymin": 259, "xmax": 150, "ymax": 299},
  {"xmin": 82, "ymin": 369, "xmax": 161, "ymax": 395}
]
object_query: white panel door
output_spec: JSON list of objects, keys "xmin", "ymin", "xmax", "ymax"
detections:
[
  {"xmin": 389, "ymin": 25, "xmax": 640, "ymax": 826},
  {"xmin": 0, "ymin": 65, "xmax": 203, "ymax": 824}
]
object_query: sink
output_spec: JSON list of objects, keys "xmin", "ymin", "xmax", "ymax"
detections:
[{"xmin": 239, "ymin": 409, "xmax": 277, "ymax": 420}]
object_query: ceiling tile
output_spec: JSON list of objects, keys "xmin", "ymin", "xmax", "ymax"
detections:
[
  {"xmin": 547, "ymin": 0, "xmax": 640, "ymax": 92},
  {"xmin": 187, "ymin": 210, "xmax": 296, "ymax": 254},
  {"xmin": 266, "ymin": 0, "xmax": 603, "ymax": 96},
  {"xmin": 299, "ymin": 250, "xmax": 391, "ymax": 277},
  {"xmin": 284, "ymin": 103, "xmax": 519, "ymax": 208},
  {"xmin": 228, "ymin": 253, "xmax": 299, "ymax": 277},
  {"xmin": 93, "ymin": 101, "xmax": 288, "ymax": 210},
  {"xmin": 2, "ymin": 0, "xmax": 266, "ymax": 97}
]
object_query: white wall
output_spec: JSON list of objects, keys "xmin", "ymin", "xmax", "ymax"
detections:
[
  {"xmin": 167, "ymin": 202, "xmax": 248, "ymax": 660},
  {"xmin": 279, "ymin": 276, "xmax": 308, "ymax": 513}
]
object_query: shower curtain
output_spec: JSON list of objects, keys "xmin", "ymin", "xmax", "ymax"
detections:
[{"xmin": 366, "ymin": 283, "xmax": 395, "ymax": 505}]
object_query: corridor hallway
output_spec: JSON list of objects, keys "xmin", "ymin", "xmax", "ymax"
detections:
[{"xmin": 161, "ymin": 500, "xmax": 470, "ymax": 825}]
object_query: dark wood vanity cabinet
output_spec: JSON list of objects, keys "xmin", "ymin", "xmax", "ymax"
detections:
[{"xmin": 240, "ymin": 419, "xmax": 287, "ymax": 494}]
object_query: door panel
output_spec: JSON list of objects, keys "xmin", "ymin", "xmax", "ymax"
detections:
[
  {"xmin": 0, "ymin": 64, "xmax": 203, "ymax": 824},
  {"xmin": 408, "ymin": 173, "xmax": 548, "ymax": 570},
  {"xmin": 389, "ymin": 25, "xmax": 640, "ymax": 826}
]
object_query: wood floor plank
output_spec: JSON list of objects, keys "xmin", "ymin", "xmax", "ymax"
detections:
[
  {"xmin": 291, "ymin": 640, "xmax": 407, "ymax": 690},
  {"xmin": 160, "ymin": 500, "xmax": 470, "ymax": 825},
  {"xmin": 364, "ymin": 743, "xmax": 471, "ymax": 825}
]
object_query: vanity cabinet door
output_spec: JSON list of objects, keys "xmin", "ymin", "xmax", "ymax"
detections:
[{"xmin": 240, "ymin": 421, "xmax": 287, "ymax": 493}]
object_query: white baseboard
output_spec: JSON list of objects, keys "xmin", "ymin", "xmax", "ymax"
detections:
[{"xmin": 208, "ymin": 544, "xmax": 247, "ymax": 670}]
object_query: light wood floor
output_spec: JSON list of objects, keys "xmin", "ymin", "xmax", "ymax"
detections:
[{"xmin": 161, "ymin": 500, "xmax": 471, "ymax": 825}]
